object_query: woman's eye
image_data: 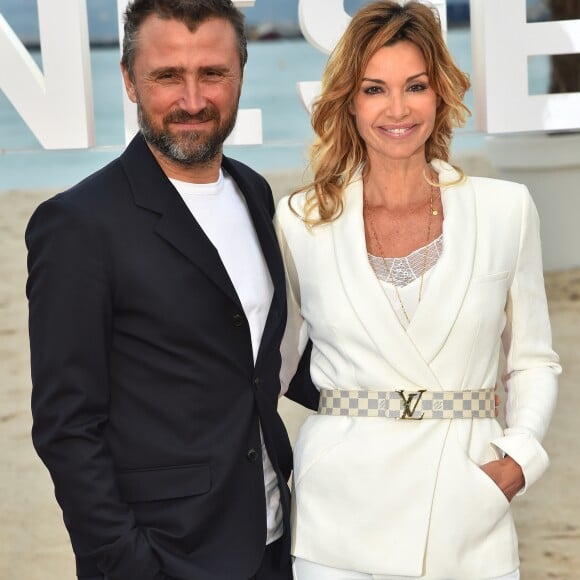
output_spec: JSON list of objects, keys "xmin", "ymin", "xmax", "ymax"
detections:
[
  {"xmin": 363, "ymin": 86, "xmax": 382, "ymax": 95},
  {"xmin": 408, "ymin": 83, "xmax": 427, "ymax": 92}
]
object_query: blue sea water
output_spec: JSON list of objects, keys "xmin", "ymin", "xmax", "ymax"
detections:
[{"xmin": 0, "ymin": 30, "xmax": 549, "ymax": 191}]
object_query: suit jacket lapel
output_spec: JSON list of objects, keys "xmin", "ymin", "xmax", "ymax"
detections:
[
  {"xmin": 120, "ymin": 134, "xmax": 242, "ymax": 308},
  {"xmin": 332, "ymin": 161, "xmax": 477, "ymax": 386},
  {"xmin": 120, "ymin": 135, "xmax": 285, "ymax": 363},
  {"xmin": 332, "ymin": 176, "xmax": 439, "ymax": 387},
  {"xmin": 222, "ymin": 157, "xmax": 286, "ymax": 363},
  {"xmin": 407, "ymin": 160, "xmax": 476, "ymax": 364}
]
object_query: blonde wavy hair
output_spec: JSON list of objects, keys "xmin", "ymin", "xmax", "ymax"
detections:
[{"xmin": 293, "ymin": 0, "xmax": 471, "ymax": 225}]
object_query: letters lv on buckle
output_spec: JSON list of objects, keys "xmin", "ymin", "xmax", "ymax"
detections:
[{"xmin": 396, "ymin": 389, "xmax": 426, "ymax": 420}]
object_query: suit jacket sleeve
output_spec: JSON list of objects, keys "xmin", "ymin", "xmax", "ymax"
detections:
[
  {"xmin": 26, "ymin": 197, "xmax": 162, "ymax": 580},
  {"xmin": 275, "ymin": 198, "xmax": 319, "ymax": 411},
  {"xmin": 491, "ymin": 186, "xmax": 561, "ymax": 491}
]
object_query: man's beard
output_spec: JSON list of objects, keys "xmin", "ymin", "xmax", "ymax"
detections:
[{"xmin": 138, "ymin": 101, "xmax": 238, "ymax": 166}]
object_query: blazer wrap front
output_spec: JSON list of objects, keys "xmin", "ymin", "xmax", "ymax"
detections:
[{"xmin": 275, "ymin": 160, "xmax": 560, "ymax": 579}]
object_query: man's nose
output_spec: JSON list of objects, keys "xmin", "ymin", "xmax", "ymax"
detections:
[{"xmin": 179, "ymin": 79, "xmax": 207, "ymax": 113}]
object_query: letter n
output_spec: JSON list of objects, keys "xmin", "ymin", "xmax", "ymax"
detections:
[{"xmin": 0, "ymin": 0, "xmax": 95, "ymax": 149}]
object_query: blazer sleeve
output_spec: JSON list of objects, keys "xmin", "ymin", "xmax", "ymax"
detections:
[
  {"xmin": 26, "ymin": 197, "xmax": 162, "ymax": 579},
  {"xmin": 491, "ymin": 186, "xmax": 561, "ymax": 492},
  {"xmin": 274, "ymin": 198, "xmax": 319, "ymax": 410}
]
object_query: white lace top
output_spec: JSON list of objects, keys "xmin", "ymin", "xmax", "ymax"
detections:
[
  {"xmin": 368, "ymin": 234, "xmax": 444, "ymax": 287},
  {"xmin": 367, "ymin": 234, "xmax": 444, "ymax": 326}
]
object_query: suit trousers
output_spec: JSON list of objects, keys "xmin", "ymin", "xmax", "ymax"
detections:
[
  {"xmin": 79, "ymin": 539, "xmax": 292, "ymax": 580},
  {"xmin": 251, "ymin": 537, "xmax": 293, "ymax": 580},
  {"xmin": 293, "ymin": 558, "xmax": 520, "ymax": 580}
]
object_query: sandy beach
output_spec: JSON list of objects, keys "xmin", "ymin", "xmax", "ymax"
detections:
[{"xmin": 1, "ymin": 157, "xmax": 578, "ymax": 578}]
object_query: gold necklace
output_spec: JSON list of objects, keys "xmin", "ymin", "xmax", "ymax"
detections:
[{"xmin": 364, "ymin": 182, "xmax": 438, "ymax": 325}]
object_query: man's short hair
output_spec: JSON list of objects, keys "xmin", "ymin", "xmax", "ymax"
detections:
[{"xmin": 121, "ymin": 0, "xmax": 248, "ymax": 80}]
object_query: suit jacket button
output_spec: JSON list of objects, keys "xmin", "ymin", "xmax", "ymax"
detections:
[
  {"xmin": 232, "ymin": 313, "xmax": 244, "ymax": 327},
  {"xmin": 253, "ymin": 377, "xmax": 261, "ymax": 389},
  {"xmin": 247, "ymin": 449, "xmax": 259, "ymax": 463}
]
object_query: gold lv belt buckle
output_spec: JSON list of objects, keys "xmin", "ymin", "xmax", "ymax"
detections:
[{"xmin": 396, "ymin": 389, "xmax": 426, "ymax": 420}]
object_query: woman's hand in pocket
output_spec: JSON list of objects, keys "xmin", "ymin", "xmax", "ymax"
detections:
[{"xmin": 480, "ymin": 455, "xmax": 524, "ymax": 502}]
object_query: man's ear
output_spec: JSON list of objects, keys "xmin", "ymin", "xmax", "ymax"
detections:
[{"xmin": 121, "ymin": 64, "xmax": 137, "ymax": 103}]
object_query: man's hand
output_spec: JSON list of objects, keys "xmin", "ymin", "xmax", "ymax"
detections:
[{"xmin": 480, "ymin": 455, "xmax": 525, "ymax": 502}]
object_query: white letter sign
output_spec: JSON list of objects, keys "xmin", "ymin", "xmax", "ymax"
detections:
[
  {"xmin": 470, "ymin": 0, "xmax": 580, "ymax": 133},
  {"xmin": 3, "ymin": 0, "xmax": 580, "ymax": 150},
  {"xmin": 0, "ymin": 0, "xmax": 94, "ymax": 149}
]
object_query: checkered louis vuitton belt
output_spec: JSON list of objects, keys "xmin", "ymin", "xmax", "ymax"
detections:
[{"xmin": 317, "ymin": 388, "xmax": 496, "ymax": 420}]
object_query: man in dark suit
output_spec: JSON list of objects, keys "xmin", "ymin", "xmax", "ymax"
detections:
[{"xmin": 26, "ymin": 1, "xmax": 296, "ymax": 578}]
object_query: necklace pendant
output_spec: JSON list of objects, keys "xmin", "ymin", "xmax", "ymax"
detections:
[{"xmin": 431, "ymin": 209, "xmax": 438, "ymax": 216}]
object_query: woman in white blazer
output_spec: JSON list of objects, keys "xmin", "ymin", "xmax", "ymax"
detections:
[{"xmin": 276, "ymin": 2, "xmax": 560, "ymax": 579}]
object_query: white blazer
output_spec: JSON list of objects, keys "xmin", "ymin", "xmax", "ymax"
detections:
[{"xmin": 275, "ymin": 160, "xmax": 560, "ymax": 579}]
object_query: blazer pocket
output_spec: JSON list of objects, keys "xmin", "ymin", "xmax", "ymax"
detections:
[
  {"xmin": 117, "ymin": 463, "xmax": 210, "ymax": 503},
  {"xmin": 472, "ymin": 270, "xmax": 510, "ymax": 284}
]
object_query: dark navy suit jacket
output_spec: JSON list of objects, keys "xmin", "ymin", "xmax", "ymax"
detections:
[{"xmin": 26, "ymin": 133, "xmax": 296, "ymax": 579}]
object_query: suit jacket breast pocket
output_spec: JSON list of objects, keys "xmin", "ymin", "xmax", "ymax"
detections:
[
  {"xmin": 469, "ymin": 270, "xmax": 511, "ymax": 341},
  {"xmin": 472, "ymin": 271, "xmax": 510, "ymax": 284},
  {"xmin": 117, "ymin": 463, "xmax": 211, "ymax": 503}
]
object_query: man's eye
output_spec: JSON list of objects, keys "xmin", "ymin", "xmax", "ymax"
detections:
[
  {"xmin": 204, "ymin": 70, "xmax": 224, "ymax": 79},
  {"xmin": 156, "ymin": 71, "xmax": 179, "ymax": 81}
]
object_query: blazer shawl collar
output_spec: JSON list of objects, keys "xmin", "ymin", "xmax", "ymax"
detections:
[{"xmin": 331, "ymin": 159, "xmax": 475, "ymax": 387}]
